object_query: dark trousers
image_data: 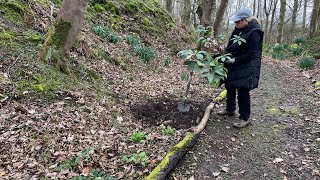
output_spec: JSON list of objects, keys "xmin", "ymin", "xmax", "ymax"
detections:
[{"xmin": 226, "ymin": 87, "xmax": 251, "ymax": 121}]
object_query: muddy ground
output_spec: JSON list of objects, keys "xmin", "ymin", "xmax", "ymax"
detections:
[{"xmin": 163, "ymin": 59, "xmax": 320, "ymax": 179}]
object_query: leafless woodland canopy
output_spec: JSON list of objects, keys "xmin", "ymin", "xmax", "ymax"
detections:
[{"xmin": 160, "ymin": 0, "xmax": 320, "ymax": 44}]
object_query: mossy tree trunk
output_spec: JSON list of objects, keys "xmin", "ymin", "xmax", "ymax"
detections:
[
  {"xmin": 276, "ymin": 0, "xmax": 286, "ymax": 43},
  {"xmin": 38, "ymin": 0, "xmax": 89, "ymax": 74},
  {"xmin": 309, "ymin": 0, "xmax": 320, "ymax": 37},
  {"xmin": 290, "ymin": 0, "xmax": 299, "ymax": 41},
  {"xmin": 302, "ymin": 0, "xmax": 307, "ymax": 35},
  {"xmin": 182, "ymin": 0, "xmax": 192, "ymax": 26}
]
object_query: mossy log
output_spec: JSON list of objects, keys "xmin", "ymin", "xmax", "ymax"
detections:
[{"xmin": 145, "ymin": 89, "xmax": 227, "ymax": 180}]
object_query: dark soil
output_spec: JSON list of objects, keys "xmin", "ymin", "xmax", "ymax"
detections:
[
  {"xmin": 137, "ymin": 59, "xmax": 320, "ymax": 179},
  {"xmin": 130, "ymin": 96, "xmax": 212, "ymax": 130}
]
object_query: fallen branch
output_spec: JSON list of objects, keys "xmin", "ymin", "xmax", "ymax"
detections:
[{"xmin": 145, "ymin": 89, "xmax": 227, "ymax": 180}]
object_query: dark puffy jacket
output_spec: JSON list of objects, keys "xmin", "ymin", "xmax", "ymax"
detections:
[{"xmin": 225, "ymin": 19, "xmax": 264, "ymax": 90}]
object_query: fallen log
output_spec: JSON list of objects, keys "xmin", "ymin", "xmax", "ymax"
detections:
[{"xmin": 145, "ymin": 89, "xmax": 227, "ymax": 180}]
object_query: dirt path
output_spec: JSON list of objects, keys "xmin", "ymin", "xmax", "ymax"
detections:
[{"xmin": 169, "ymin": 59, "xmax": 320, "ymax": 179}]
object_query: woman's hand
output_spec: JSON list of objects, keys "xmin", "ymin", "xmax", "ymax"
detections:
[{"xmin": 225, "ymin": 58, "xmax": 235, "ymax": 64}]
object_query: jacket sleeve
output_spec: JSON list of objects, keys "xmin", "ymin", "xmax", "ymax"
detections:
[{"xmin": 234, "ymin": 31, "xmax": 262, "ymax": 63}]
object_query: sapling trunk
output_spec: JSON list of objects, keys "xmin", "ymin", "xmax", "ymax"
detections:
[{"xmin": 182, "ymin": 72, "xmax": 193, "ymax": 104}]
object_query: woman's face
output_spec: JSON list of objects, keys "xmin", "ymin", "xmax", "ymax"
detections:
[{"xmin": 235, "ymin": 19, "xmax": 248, "ymax": 29}]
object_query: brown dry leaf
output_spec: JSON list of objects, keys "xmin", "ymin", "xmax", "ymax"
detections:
[
  {"xmin": 0, "ymin": 168, "xmax": 6, "ymax": 176},
  {"xmin": 81, "ymin": 167, "xmax": 90, "ymax": 176},
  {"xmin": 117, "ymin": 171, "xmax": 125, "ymax": 179}
]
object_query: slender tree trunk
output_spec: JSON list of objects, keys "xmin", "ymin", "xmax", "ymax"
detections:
[
  {"xmin": 290, "ymin": 0, "xmax": 299, "ymax": 41},
  {"xmin": 38, "ymin": 0, "xmax": 89, "ymax": 74},
  {"xmin": 268, "ymin": 0, "xmax": 278, "ymax": 43},
  {"xmin": 302, "ymin": 0, "xmax": 307, "ymax": 35},
  {"xmin": 277, "ymin": 0, "xmax": 286, "ymax": 43},
  {"xmin": 197, "ymin": 0, "xmax": 204, "ymax": 25},
  {"xmin": 264, "ymin": 0, "xmax": 273, "ymax": 43},
  {"xmin": 213, "ymin": 0, "xmax": 229, "ymax": 37},
  {"xmin": 253, "ymin": 0, "xmax": 256, "ymax": 16}
]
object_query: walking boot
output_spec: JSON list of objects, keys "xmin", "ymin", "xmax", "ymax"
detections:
[
  {"xmin": 217, "ymin": 110, "xmax": 235, "ymax": 116},
  {"xmin": 233, "ymin": 119, "xmax": 251, "ymax": 128}
]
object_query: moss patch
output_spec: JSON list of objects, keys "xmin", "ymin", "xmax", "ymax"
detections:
[
  {"xmin": 315, "ymin": 81, "xmax": 320, "ymax": 90},
  {"xmin": 304, "ymin": 35, "xmax": 320, "ymax": 58},
  {"xmin": 50, "ymin": 19, "xmax": 72, "ymax": 49},
  {"xmin": 23, "ymin": 30, "xmax": 43, "ymax": 43},
  {"xmin": 0, "ymin": 30, "xmax": 16, "ymax": 47},
  {"xmin": 145, "ymin": 133, "xmax": 194, "ymax": 179}
]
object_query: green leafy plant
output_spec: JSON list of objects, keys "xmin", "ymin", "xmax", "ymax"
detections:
[
  {"xmin": 123, "ymin": 151, "xmax": 149, "ymax": 166},
  {"xmin": 230, "ymin": 33, "xmax": 247, "ymax": 46},
  {"xmin": 126, "ymin": 33, "xmax": 141, "ymax": 47},
  {"xmin": 289, "ymin": 43, "xmax": 304, "ymax": 56},
  {"xmin": 56, "ymin": 148, "xmax": 93, "ymax": 172},
  {"xmin": 298, "ymin": 56, "xmax": 316, "ymax": 70},
  {"xmin": 271, "ymin": 44, "xmax": 287, "ymax": 60},
  {"xmin": 160, "ymin": 126, "xmax": 175, "ymax": 136},
  {"xmin": 93, "ymin": 25, "xmax": 120, "ymax": 43},
  {"xmin": 163, "ymin": 56, "xmax": 172, "ymax": 67},
  {"xmin": 293, "ymin": 37, "xmax": 304, "ymax": 45},
  {"xmin": 129, "ymin": 132, "xmax": 147, "ymax": 143},
  {"xmin": 180, "ymin": 71, "xmax": 189, "ymax": 81},
  {"xmin": 134, "ymin": 44, "xmax": 157, "ymax": 62},
  {"xmin": 56, "ymin": 156, "xmax": 81, "ymax": 172}
]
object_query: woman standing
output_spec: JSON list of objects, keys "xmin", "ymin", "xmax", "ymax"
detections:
[{"xmin": 218, "ymin": 7, "xmax": 264, "ymax": 128}]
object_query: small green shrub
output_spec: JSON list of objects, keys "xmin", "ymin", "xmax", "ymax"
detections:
[
  {"xmin": 123, "ymin": 151, "xmax": 148, "ymax": 166},
  {"xmin": 93, "ymin": 25, "xmax": 120, "ymax": 43},
  {"xmin": 289, "ymin": 44, "xmax": 304, "ymax": 56},
  {"xmin": 129, "ymin": 132, "xmax": 146, "ymax": 143},
  {"xmin": 134, "ymin": 44, "xmax": 157, "ymax": 62},
  {"xmin": 293, "ymin": 37, "xmax": 304, "ymax": 45},
  {"xmin": 160, "ymin": 126, "xmax": 175, "ymax": 136},
  {"xmin": 298, "ymin": 56, "xmax": 316, "ymax": 70},
  {"xmin": 126, "ymin": 33, "xmax": 141, "ymax": 47},
  {"xmin": 271, "ymin": 44, "xmax": 287, "ymax": 60}
]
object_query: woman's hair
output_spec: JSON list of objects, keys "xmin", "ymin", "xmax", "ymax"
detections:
[{"xmin": 244, "ymin": 16, "xmax": 261, "ymax": 25}]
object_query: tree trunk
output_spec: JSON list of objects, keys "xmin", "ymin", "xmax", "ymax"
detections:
[
  {"xmin": 253, "ymin": 0, "xmax": 256, "ymax": 16},
  {"xmin": 213, "ymin": 0, "xmax": 229, "ymax": 37},
  {"xmin": 310, "ymin": 0, "xmax": 320, "ymax": 36},
  {"xmin": 277, "ymin": 0, "xmax": 286, "ymax": 43},
  {"xmin": 182, "ymin": 0, "xmax": 192, "ymax": 26},
  {"xmin": 302, "ymin": 0, "xmax": 307, "ymax": 35},
  {"xmin": 268, "ymin": 0, "xmax": 278, "ymax": 43},
  {"xmin": 264, "ymin": 0, "xmax": 273, "ymax": 43},
  {"xmin": 165, "ymin": 0, "xmax": 173, "ymax": 13},
  {"xmin": 290, "ymin": 0, "xmax": 299, "ymax": 41},
  {"xmin": 38, "ymin": 0, "xmax": 89, "ymax": 74},
  {"xmin": 202, "ymin": 0, "xmax": 215, "ymax": 27}
]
